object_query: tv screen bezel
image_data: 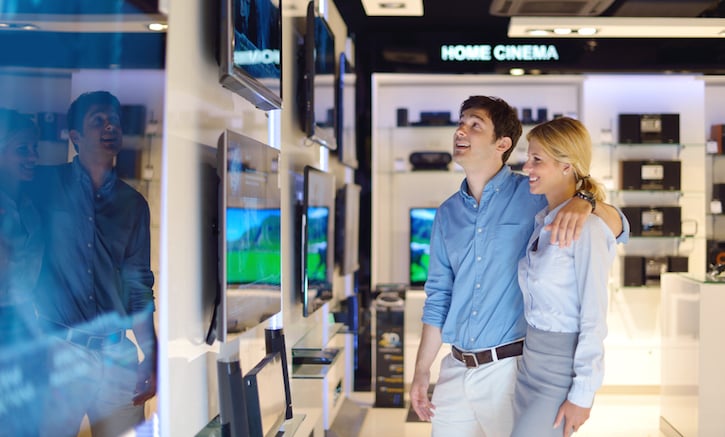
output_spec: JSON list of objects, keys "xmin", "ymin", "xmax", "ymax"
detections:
[
  {"xmin": 216, "ymin": 129, "xmax": 282, "ymax": 342},
  {"xmin": 300, "ymin": 165, "xmax": 335, "ymax": 317},
  {"xmin": 409, "ymin": 207, "xmax": 437, "ymax": 288},
  {"xmin": 335, "ymin": 183, "xmax": 361, "ymax": 275},
  {"xmin": 298, "ymin": 1, "xmax": 337, "ymax": 150},
  {"xmin": 334, "ymin": 52, "xmax": 358, "ymax": 169},
  {"xmin": 219, "ymin": 0, "xmax": 283, "ymax": 111}
]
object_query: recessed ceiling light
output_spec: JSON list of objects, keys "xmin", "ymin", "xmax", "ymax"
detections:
[
  {"xmin": 147, "ymin": 23, "xmax": 168, "ymax": 31},
  {"xmin": 577, "ymin": 27, "xmax": 597, "ymax": 36},
  {"xmin": 553, "ymin": 28, "xmax": 572, "ymax": 35},
  {"xmin": 509, "ymin": 68, "xmax": 525, "ymax": 76},
  {"xmin": 527, "ymin": 29, "xmax": 549, "ymax": 36}
]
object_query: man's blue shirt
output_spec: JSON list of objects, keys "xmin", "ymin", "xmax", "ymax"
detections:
[
  {"xmin": 30, "ymin": 156, "xmax": 154, "ymax": 330},
  {"xmin": 422, "ymin": 166, "xmax": 545, "ymax": 350}
]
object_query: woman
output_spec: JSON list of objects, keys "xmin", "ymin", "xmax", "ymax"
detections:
[
  {"xmin": 0, "ymin": 108, "xmax": 42, "ymax": 346},
  {"xmin": 511, "ymin": 117, "xmax": 616, "ymax": 437}
]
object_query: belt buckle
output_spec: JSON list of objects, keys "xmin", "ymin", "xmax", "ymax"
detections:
[
  {"xmin": 87, "ymin": 335, "xmax": 105, "ymax": 350},
  {"xmin": 461, "ymin": 351, "xmax": 478, "ymax": 368}
]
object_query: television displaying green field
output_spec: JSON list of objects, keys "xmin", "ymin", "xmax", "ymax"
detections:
[
  {"xmin": 226, "ymin": 207, "xmax": 281, "ymax": 284},
  {"xmin": 306, "ymin": 206, "xmax": 329, "ymax": 284},
  {"xmin": 410, "ymin": 207, "xmax": 436, "ymax": 286}
]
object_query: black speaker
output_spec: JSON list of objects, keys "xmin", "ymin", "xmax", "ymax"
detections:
[
  {"xmin": 618, "ymin": 113, "xmax": 680, "ymax": 144},
  {"xmin": 713, "ymin": 183, "xmax": 725, "ymax": 201},
  {"xmin": 217, "ymin": 359, "xmax": 250, "ymax": 437},
  {"xmin": 620, "ymin": 160, "xmax": 681, "ymax": 191},
  {"xmin": 622, "ymin": 206, "xmax": 681, "ymax": 236},
  {"xmin": 667, "ymin": 256, "xmax": 689, "ymax": 273},
  {"xmin": 409, "ymin": 151, "xmax": 452, "ymax": 171},
  {"xmin": 623, "ymin": 256, "xmax": 645, "ymax": 286},
  {"xmin": 121, "ymin": 104, "xmax": 147, "ymax": 136},
  {"xmin": 264, "ymin": 328, "xmax": 293, "ymax": 420},
  {"xmin": 396, "ymin": 108, "xmax": 409, "ymax": 126}
]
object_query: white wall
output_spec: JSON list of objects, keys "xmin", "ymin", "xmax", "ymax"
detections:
[{"xmin": 160, "ymin": 1, "xmax": 351, "ymax": 435}]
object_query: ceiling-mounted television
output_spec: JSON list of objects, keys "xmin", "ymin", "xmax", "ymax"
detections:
[
  {"xmin": 219, "ymin": 0, "xmax": 282, "ymax": 111},
  {"xmin": 215, "ymin": 129, "xmax": 282, "ymax": 342},
  {"xmin": 299, "ymin": 165, "xmax": 335, "ymax": 316},
  {"xmin": 297, "ymin": 1, "xmax": 337, "ymax": 150},
  {"xmin": 410, "ymin": 207, "xmax": 437, "ymax": 288}
]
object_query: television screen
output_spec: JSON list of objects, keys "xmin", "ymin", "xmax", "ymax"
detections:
[
  {"xmin": 219, "ymin": 0, "xmax": 282, "ymax": 111},
  {"xmin": 243, "ymin": 352, "xmax": 287, "ymax": 437},
  {"xmin": 301, "ymin": 165, "xmax": 335, "ymax": 316},
  {"xmin": 334, "ymin": 52, "xmax": 358, "ymax": 169},
  {"xmin": 335, "ymin": 183, "xmax": 361, "ymax": 275},
  {"xmin": 226, "ymin": 208, "xmax": 281, "ymax": 284},
  {"xmin": 410, "ymin": 207, "xmax": 437, "ymax": 287},
  {"xmin": 298, "ymin": 1, "xmax": 337, "ymax": 150},
  {"xmin": 216, "ymin": 129, "xmax": 282, "ymax": 341}
]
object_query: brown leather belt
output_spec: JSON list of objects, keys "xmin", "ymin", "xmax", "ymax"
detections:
[{"xmin": 452, "ymin": 340, "xmax": 524, "ymax": 368}]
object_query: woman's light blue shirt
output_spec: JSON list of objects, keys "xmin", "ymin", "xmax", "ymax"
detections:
[{"xmin": 518, "ymin": 198, "xmax": 617, "ymax": 407}]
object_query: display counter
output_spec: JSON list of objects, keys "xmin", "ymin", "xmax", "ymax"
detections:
[{"xmin": 660, "ymin": 273, "xmax": 725, "ymax": 437}]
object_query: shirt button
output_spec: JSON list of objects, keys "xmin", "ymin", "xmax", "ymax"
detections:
[
  {"xmin": 87, "ymin": 269, "xmax": 92, "ymax": 274},
  {"xmin": 89, "ymin": 295, "xmax": 94, "ymax": 301},
  {"xmin": 472, "ymin": 310, "xmax": 477, "ymax": 316},
  {"xmin": 470, "ymin": 337, "xmax": 474, "ymax": 342},
  {"xmin": 88, "ymin": 216, "xmax": 93, "ymax": 221},
  {"xmin": 476, "ymin": 256, "xmax": 481, "ymax": 261},
  {"xmin": 475, "ymin": 283, "xmax": 481, "ymax": 288},
  {"xmin": 87, "ymin": 243, "xmax": 92, "ymax": 248},
  {"xmin": 477, "ymin": 228, "xmax": 482, "ymax": 233}
]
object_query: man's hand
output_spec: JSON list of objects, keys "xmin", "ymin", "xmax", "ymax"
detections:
[
  {"xmin": 553, "ymin": 400, "xmax": 591, "ymax": 437},
  {"xmin": 132, "ymin": 359, "xmax": 157, "ymax": 406},
  {"xmin": 544, "ymin": 196, "xmax": 591, "ymax": 247},
  {"xmin": 410, "ymin": 371, "xmax": 435, "ymax": 422}
]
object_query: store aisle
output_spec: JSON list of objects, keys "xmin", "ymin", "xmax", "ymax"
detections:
[{"xmin": 347, "ymin": 391, "xmax": 666, "ymax": 437}]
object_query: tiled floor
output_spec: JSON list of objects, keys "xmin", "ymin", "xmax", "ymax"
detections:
[{"xmin": 346, "ymin": 391, "xmax": 666, "ymax": 437}]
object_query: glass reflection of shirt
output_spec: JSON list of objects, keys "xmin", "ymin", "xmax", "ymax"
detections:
[
  {"xmin": 422, "ymin": 166, "xmax": 547, "ymax": 351},
  {"xmin": 0, "ymin": 188, "xmax": 43, "ymax": 306},
  {"xmin": 31, "ymin": 156, "xmax": 154, "ymax": 330},
  {"xmin": 518, "ymin": 199, "xmax": 616, "ymax": 407}
]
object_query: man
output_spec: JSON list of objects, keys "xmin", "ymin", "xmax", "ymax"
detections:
[
  {"xmin": 30, "ymin": 91, "xmax": 157, "ymax": 437},
  {"xmin": 409, "ymin": 96, "xmax": 628, "ymax": 437}
]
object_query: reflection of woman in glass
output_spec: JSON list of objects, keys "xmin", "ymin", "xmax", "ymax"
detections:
[{"xmin": 0, "ymin": 108, "xmax": 42, "ymax": 346}]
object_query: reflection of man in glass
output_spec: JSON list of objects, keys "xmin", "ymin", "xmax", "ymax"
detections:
[{"xmin": 30, "ymin": 91, "xmax": 156, "ymax": 437}]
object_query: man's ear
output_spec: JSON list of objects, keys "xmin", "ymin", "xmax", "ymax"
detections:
[
  {"xmin": 68, "ymin": 129, "xmax": 81, "ymax": 146},
  {"xmin": 496, "ymin": 136, "xmax": 513, "ymax": 153}
]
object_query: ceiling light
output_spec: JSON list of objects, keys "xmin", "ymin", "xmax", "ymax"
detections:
[
  {"xmin": 361, "ymin": 0, "xmax": 423, "ymax": 16},
  {"xmin": 553, "ymin": 28, "xmax": 572, "ymax": 35},
  {"xmin": 527, "ymin": 29, "xmax": 549, "ymax": 36},
  {"xmin": 509, "ymin": 17, "xmax": 725, "ymax": 38},
  {"xmin": 147, "ymin": 23, "xmax": 168, "ymax": 32},
  {"xmin": 509, "ymin": 68, "xmax": 525, "ymax": 76}
]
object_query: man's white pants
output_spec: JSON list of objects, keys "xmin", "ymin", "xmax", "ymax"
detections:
[{"xmin": 430, "ymin": 352, "xmax": 519, "ymax": 437}]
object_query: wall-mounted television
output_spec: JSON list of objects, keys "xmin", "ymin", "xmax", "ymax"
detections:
[
  {"xmin": 409, "ymin": 207, "xmax": 437, "ymax": 287},
  {"xmin": 219, "ymin": 0, "xmax": 282, "ymax": 111},
  {"xmin": 297, "ymin": 0, "xmax": 337, "ymax": 150},
  {"xmin": 335, "ymin": 183, "xmax": 361, "ymax": 275},
  {"xmin": 216, "ymin": 129, "xmax": 282, "ymax": 342},
  {"xmin": 334, "ymin": 52, "xmax": 358, "ymax": 169},
  {"xmin": 300, "ymin": 165, "xmax": 335, "ymax": 316}
]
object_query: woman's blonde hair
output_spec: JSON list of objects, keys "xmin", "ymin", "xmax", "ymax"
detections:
[{"xmin": 526, "ymin": 116, "xmax": 606, "ymax": 202}]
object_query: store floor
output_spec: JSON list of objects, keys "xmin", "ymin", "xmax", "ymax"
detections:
[{"xmin": 343, "ymin": 391, "xmax": 666, "ymax": 437}]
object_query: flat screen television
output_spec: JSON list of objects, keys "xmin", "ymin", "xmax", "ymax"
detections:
[
  {"xmin": 216, "ymin": 129, "xmax": 282, "ymax": 342},
  {"xmin": 335, "ymin": 183, "xmax": 361, "ymax": 275},
  {"xmin": 243, "ymin": 352, "xmax": 287, "ymax": 437},
  {"xmin": 334, "ymin": 52, "xmax": 358, "ymax": 169},
  {"xmin": 219, "ymin": 0, "xmax": 282, "ymax": 111},
  {"xmin": 300, "ymin": 165, "xmax": 335, "ymax": 316},
  {"xmin": 297, "ymin": 1, "xmax": 337, "ymax": 150},
  {"xmin": 409, "ymin": 207, "xmax": 437, "ymax": 287}
]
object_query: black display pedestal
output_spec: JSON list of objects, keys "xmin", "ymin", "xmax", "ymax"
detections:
[{"xmin": 373, "ymin": 286, "xmax": 406, "ymax": 408}]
